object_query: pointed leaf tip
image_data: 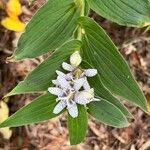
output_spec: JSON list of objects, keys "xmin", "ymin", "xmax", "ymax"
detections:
[
  {"xmin": 80, "ymin": 16, "xmax": 148, "ymax": 112},
  {"xmin": 13, "ymin": 0, "xmax": 81, "ymax": 60},
  {"xmin": 0, "ymin": 94, "xmax": 58, "ymax": 128},
  {"xmin": 88, "ymin": 100, "xmax": 129, "ymax": 128},
  {"xmin": 86, "ymin": 0, "xmax": 150, "ymax": 27}
]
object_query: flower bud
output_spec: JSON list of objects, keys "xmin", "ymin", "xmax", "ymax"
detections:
[{"xmin": 70, "ymin": 51, "xmax": 82, "ymax": 67}]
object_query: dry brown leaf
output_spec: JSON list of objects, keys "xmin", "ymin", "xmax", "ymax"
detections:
[{"xmin": 146, "ymin": 94, "xmax": 150, "ymax": 113}]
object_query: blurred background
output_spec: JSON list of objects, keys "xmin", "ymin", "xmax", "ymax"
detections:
[{"xmin": 0, "ymin": 0, "xmax": 150, "ymax": 149}]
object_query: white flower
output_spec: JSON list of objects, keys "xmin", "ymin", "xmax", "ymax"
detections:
[
  {"xmin": 48, "ymin": 85, "xmax": 98, "ymax": 118},
  {"xmin": 54, "ymin": 70, "xmax": 92, "ymax": 90},
  {"xmin": 48, "ymin": 51, "xmax": 99, "ymax": 118},
  {"xmin": 62, "ymin": 59, "xmax": 97, "ymax": 91}
]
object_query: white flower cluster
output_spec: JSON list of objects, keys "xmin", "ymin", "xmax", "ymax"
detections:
[{"xmin": 48, "ymin": 51, "xmax": 99, "ymax": 118}]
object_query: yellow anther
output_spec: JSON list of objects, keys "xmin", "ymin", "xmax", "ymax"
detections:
[{"xmin": 74, "ymin": 68, "xmax": 82, "ymax": 78}]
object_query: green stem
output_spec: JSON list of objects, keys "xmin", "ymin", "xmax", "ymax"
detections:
[
  {"xmin": 76, "ymin": 0, "xmax": 85, "ymax": 41},
  {"xmin": 80, "ymin": 0, "xmax": 85, "ymax": 16}
]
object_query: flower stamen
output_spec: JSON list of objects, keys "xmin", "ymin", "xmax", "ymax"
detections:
[{"xmin": 74, "ymin": 68, "xmax": 82, "ymax": 78}]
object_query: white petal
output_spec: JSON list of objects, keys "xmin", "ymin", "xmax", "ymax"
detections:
[
  {"xmin": 56, "ymin": 70, "xmax": 67, "ymax": 78},
  {"xmin": 48, "ymin": 87, "xmax": 63, "ymax": 96},
  {"xmin": 66, "ymin": 73, "xmax": 73, "ymax": 80},
  {"xmin": 92, "ymin": 98, "xmax": 100, "ymax": 102},
  {"xmin": 76, "ymin": 97, "xmax": 99, "ymax": 105},
  {"xmin": 67, "ymin": 101, "xmax": 78, "ymax": 118},
  {"xmin": 73, "ymin": 78, "xmax": 85, "ymax": 91},
  {"xmin": 75, "ymin": 97, "xmax": 90, "ymax": 105},
  {"xmin": 56, "ymin": 96, "xmax": 67, "ymax": 101},
  {"xmin": 57, "ymin": 75, "xmax": 70, "ymax": 89},
  {"xmin": 52, "ymin": 80, "xmax": 59, "ymax": 85},
  {"xmin": 81, "ymin": 89, "xmax": 94, "ymax": 99},
  {"xmin": 53, "ymin": 100, "xmax": 66, "ymax": 114},
  {"xmin": 70, "ymin": 51, "xmax": 82, "ymax": 67},
  {"xmin": 62, "ymin": 62, "xmax": 74, "ymax": 71},
  {"xmin": 84, "ymin": 69, "xmax": 97, "ymax": 77},
  {"xmin": 83, "ymin": 77, "xmax": 90, "ymax": 90},
  {"xmin": 74, "ymin": 89, "xmax": 94, "ymax": 104},
  {"xmin": 88, "ymin": 88, "xmax": 94, "ymax": 97}
]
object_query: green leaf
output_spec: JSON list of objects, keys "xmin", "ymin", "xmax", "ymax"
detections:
[
  {"xmin": 94, "ymin": 76, "xmax": 133, "ymax": 118},
  {"xmin": 13, "ymin": 0, "xmax": 81, "ymax": 60},
  {"xmin": 85, "ymin": 0, "xmax": 90, "ymax": 15},
  {"xmin": 6, "ymin": 40, "xmax": 81, "ymax": 96},
  {"xmin": 82, "ymin": 62, "xmax": 132, "ymax": 118},
  {"xmin": 79, "ymin": 17, "xmax": 148, "ymax": 112},
  {"xmin": 67, "ymin": 105, "xmax": 87, "ymax": 145},
  {"xmin": 0, "ymin": 94, "xmax": 57, "ymax": 128},
  {"xmin": 86, "ymin": 0, "xmax": 150, "ymax": 27},
  {"xmin": 86, "ymin": 70, "xmax": 132, "ymax": 118},
  {"xmin": 88, "ymin": 99, "xmax": 129, "ymax": 128}
]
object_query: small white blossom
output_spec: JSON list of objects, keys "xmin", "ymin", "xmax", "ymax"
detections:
[{"xmin": 48, "ymin": 51, "xmax": 99, "ymax": 118}]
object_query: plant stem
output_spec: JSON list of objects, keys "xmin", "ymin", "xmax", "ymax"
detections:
[{"xmin": 76, "ymin": 0, "xmax": 85, "ymax": 41}]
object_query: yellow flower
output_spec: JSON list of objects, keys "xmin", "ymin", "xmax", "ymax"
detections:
[
  {"xmin": 1, "ymin": 0, "xmax": 25, "ymax": 32},
  {"xmin": 6, "ymin": 0, "xmax": 22, "ymax": 18},
  {"xmin": 1, "ymin": 17, "xmax": 25, "ymax": 32}
]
